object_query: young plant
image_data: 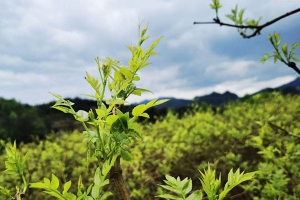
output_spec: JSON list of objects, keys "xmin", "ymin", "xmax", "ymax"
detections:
[
  {"xmin": 30, "ymin": 22, "xmax": 167, "ymax": 200},
  {"xmin": 2, "ymin": 141, "xmax": 27, "ymax": 200},
  {"xmin": 30, "ymin": 168, "xmax": 112, "ymax": 200},
  {"xmin": 158, "ymin": 164, "xmax": 256, "ymax": 200},
  {"xmin": 157, "ymin": 175, "xmax": 203, "ymax": 200}
]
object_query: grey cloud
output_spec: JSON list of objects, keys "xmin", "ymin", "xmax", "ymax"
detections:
[{"xmin": 0, "ymin": 0, "xmax": 299, "ymax": 104}]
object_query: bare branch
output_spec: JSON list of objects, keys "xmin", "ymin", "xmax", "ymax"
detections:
[{"xmin": 194, "ymin": 7, "xmax": 300, "ymax": 39}]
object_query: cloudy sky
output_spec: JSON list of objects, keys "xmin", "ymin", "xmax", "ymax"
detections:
[{"xmin": 1, "ymin": 0, "xmax": 299, "ymax": 105}]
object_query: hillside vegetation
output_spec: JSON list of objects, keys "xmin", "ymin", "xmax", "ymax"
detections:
[{"xmin": 1, "ymin": 92, "xmax": 300, "ymax": 199}]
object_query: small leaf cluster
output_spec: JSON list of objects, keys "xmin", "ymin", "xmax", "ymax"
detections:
[
  {"xmin": 30, "ymin": 174, "xmax": 76, "ymax": 200},
  {"xmin": 225, "ymin": 5, "xmax": 261, "ymax": 28},
  {"xmin": 210, "ymin": 0, "xmax": 222, "ymax": 17},
  {"xmin": 210, "ymin": 0, "xmax": 262, "ymax": 36},
  {"xmin": 0, "ymin": 186, "xmax": 13, "ymax": 200},
  {"xmin": 30, "ymin": 167, "xmax": 111, "ymax": 200},
  {"xmin": 1, "ymin": 141, "xmax": 28, "ymax": 199},
  {"xmin": 261, "ymin": 32, "xmax": 300, "ymax": 66},
  {"xmin": 226, "ymin": 7, "xmax": 261, "ymax": 37},
  {"xmin": 158, "ymin": 164, "xmax": 255, "ymax": 200},
  {"xmin": 157, "ymin": 175, "xmax": 202, "ymax": 200}
]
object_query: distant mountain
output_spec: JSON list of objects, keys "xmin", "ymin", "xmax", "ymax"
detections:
[
  {"xmin": 154, "ymin": 98, "xmax": 193, "ymax": 110},
  {"xmin": 194, "ymin": 91, "xmax": 239, "ymax": 107},
  {"xmin": 137, "ymin": 91, "xmax": 239, "ymax": 110},
  {"xmin": 254, "ymin": 77, "xmax": 300, "ymax": 95},
  {"xmin": 277, "ymin": 77, "xmax": 300, "ymax": 89},
  {"xmin": 136, "ymin": 77, "xmax": 300, "ymax": 110}
]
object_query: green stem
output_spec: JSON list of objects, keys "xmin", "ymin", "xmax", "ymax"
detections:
[
  {"xmin": 97, "ymin": 71, "xmax": 107, "ymax": 110},
  {"xmin": 82, "ymin": 122, "xmax": 107, "ymax": 158},
  {"xmin": 21, "ymin": 173, "xmax": 28, "ymax": 193},
  {"xmin": 81, "ymin": 122, "xmax": 90, "ymax": 135},
  {"xmin": 270, "ymin": 37, "xmax": 288, "ymax": 65},
  {"xmin": 96, "ymin": 125, "xmax": 107, "ymax": 159}
]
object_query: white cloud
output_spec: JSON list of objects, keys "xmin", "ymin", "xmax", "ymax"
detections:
[
  {"xmin": 0, "ymin": 70, "xmax": 50, "ymax": 86},
  {"xmin": 205, "ymin": 60, "xmax": 257, "ymax": 78},
  {"xmin": 0, "ymin": 55, "xmax": 28, "ymax": 67},
  {"xmin": 140, "ymin": 65, "xmax": 185, "ymax": 87}
]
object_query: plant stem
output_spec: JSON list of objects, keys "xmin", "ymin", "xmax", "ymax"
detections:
[
  {"xmin": 109, "ymin": 156, "xmax": 130, "ymax": 200},
  {"xmin": 108, "ymin": 105, "xmax": 130, "ymax": 200},
  {"xmin": 21, "ymin": 174, "xmax": 28, "ymax": 193}
]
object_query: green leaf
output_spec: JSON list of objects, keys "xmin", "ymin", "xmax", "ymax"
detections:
[
  {"xmin": 49, "ymin": 92, "xmax": 64, "ymax": 100},
  {"xmin": 186, "ymin": 190, "xmax": 203, "ymax": 200},
  {"xmin": 199, "ymin": 165, "xmax": 220, "ymax": 199},
  {"xmin": 273, "ymin": 55, "xmax": 278, "ymax": 63},
  {"xmin": 238, "ymin": 8, "xmax": 245, "ymax": 25},
  {"xmin": 218, "ymin": 169, "xmax": 256, "ymax": 200},
  {"xmin": 96, "ymin": 109, "xmax": 106, "ymax": 119},
  {"xmin": 44, "ymin": 178, "xmax": 51, "ymax": 186},
  {"xmin": 181, "ymin": 178, "xmax": 192, "ymax": 195},
  {"xmin": 51, "ymin": 174, "xmax": 60, "ymax": 190},
  {"xmin": 159, "ymin": 184, "xmax": 182, "ymax": 195},
  {"xmin": 127, "ymin": 128, "xmax": 141, "ymax": 138},
  {"xmin": 85, "ymin": 71, "xmax": 100, "ymax": 91},
  {"xmin": 120, "ymin": 149, "xmax": 133, "ymax": 161},
  {"xmin": 63, "ymin": 181, "xmax": 72, "ymax": 195},
  {"xmin": 64, "ymin": 193, "xmax": 76, "ymax": 200},
  {"xmin": 156, "ymin": 193, "xmax": 181, "ymax": 199},
  {"xmin": 51, "ymin": 106, "xmax": 71, "ymax": 114},
  {"xmin": 106, "ymin": 115, "xmax": 118, "ymax": 125},
  {"xmin": 282, "ymin": 43, "xmax": 288, "ymax": 58},
  {"xmin": 44, "ymin": 191, "xmax": 65, "ymax": 200},
  {"xmin": 260, "ymin": 54, "xmax": 270, "ymax": 63},
  {"xmin": 30, "ymin": 182, "xmax": 47, "ymax": 189},
  {"xmin": 111, "ymin": 115, "xmax": 128, "ymax": 134},
  {"xmin": 102, "ymin": 154, "xmax": 118, "ymax": 177},
  {"xmin": 210, "ymin": 0, "xmax": 222, "ymax": 10},
  {"xmin": 91, "ymin": 185, "xmax": 100, "ymax": 198},
  {"xmin": 132, "ymin": 88, "xmax": 153, "ymax": 96},
  {"xmin": 132, "ymin": 104, "xmax": 147, "ymax": 117},
  {"xmin": 93, "ymin": 168, "xmax": 103, "ymax": 186},
  {"xmin": 100, "ymin": 192, "xmax": 113, "ymax": 200},
  {"xmin": 141, "ymin": 24, "xmax": 148, "ymax": 37},
  {"xmin": 119, "ymin": 67, "xmax": 133, "ymax": 79},
  {"xmin": 153, "ymin": 99, "xmax": 169, "ymax": 107},
  {"xmin": 113, "ymin": 70, "xmax": 125, "ymax": 82},
  {"xmin": 0, "ymin": 186, "xmax": 13, "ymax": 199},
  {"xmin": 139, "ymin": 113, "xmax": 150, "ymax": 118},
  {"xmin": 291, "ymin": 41, "xmax": 300, "ymax": 52}
]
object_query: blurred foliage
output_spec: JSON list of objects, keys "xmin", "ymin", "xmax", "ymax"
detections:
[
  {"xmin": 1, "ymin": 92, "xmax": 300, "ymax": 199},
  {"xmin": 0, "ymin": 98, "xmax": 48, "ymax": 144}
]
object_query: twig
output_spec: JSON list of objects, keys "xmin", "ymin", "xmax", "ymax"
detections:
[
  {"xmin": 194, "ymin": 8, "xmax": 300, "ymax": 39},
  {"xmin": 268, "ymin": 121, "xmax": 300, "ymax": 139},
  {"xmin": 288, "ymin": 62, "xmax": 300, "ymax": 75}
]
